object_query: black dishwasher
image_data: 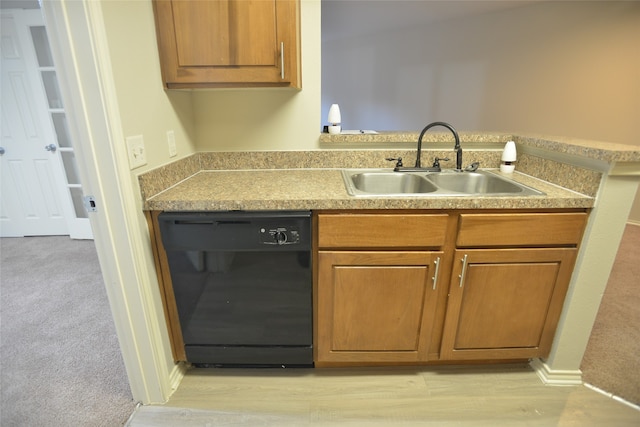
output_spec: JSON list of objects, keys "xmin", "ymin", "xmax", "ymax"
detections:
[{"xmin": 158, "ymin": 211, "xmax": 312, "ymax": 367}]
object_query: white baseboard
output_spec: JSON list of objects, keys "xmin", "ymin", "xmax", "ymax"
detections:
[
  {"xmin": 168, "ymin": 362, "xmax": 187, "ymax": 397},
  {"xmin": 530, "ymin": 358, "xmax": 583, "ymax": 386},
  {"xmin": 584, "ymin": 383, "xmax": 640, "ymax": 411},
  {"xmin": 627, "ymin": 219, "xmax": 640, "ymax": 227}
]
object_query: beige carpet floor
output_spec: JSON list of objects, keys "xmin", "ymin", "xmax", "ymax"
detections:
[
  {"xmin": 581, "ymin": 223, "xmax": 640, "ymax": 405},
  {"xmin": 0, "ymin": 236, "xmax": 137, "ymax": 426}
]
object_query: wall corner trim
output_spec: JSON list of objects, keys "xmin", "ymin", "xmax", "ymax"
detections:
[
  {"xmin": 530, "ymin": 358, "xmax": 583, "ymax": 386},
  {"xmin": 159, "ymin": 362, "xmax": 187, "ymax": 403}
]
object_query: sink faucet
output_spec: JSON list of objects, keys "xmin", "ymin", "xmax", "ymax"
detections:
[{"xmin": 416, "ymin": 122, "xmax": 463, "ymax": 172}]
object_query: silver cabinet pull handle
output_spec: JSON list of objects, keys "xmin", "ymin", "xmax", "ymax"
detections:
[
  {"xmin": 458, "ymin": 254, "xmax": 468, "ymax": 287},
  {"xmin": 280, "ymin": 42, "xmax": 285, "ymax": 80},
  {"xmin": 432, "ymin": 256, "xmax": 441, "ymax": 290}
]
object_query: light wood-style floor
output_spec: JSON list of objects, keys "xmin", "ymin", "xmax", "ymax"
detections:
[{"xmin": 127, "ymin": 364, "xmax": 640, "ymax": 426}]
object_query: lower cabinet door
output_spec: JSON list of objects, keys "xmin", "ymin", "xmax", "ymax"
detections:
[
  {"xmin": 440, "ymin": 248, "xmax": 577, "ymax": 360},
  {"xmin": 316, "ymin": 251, "xmax": 442, "ymax": 364}
]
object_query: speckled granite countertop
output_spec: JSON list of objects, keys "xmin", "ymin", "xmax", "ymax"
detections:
[
  {"xmin": 141, "ymin": 132, "xmax": 640, "ymax": 212},
  {"xmin": 145, "ymin": 168, "xmax": 593, "ymax": 211}
]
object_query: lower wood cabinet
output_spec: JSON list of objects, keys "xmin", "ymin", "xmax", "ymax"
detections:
[
  {"xmin": 314, "ymin": 210, "xmax": 587, "ymax": 367},
  {"xmin": 439, "ymin": 248, "xmax": 578, "ymax": 360},
  {"xmin": 316, "ymin": 251, "xmax": 442, "ymax": 364}
]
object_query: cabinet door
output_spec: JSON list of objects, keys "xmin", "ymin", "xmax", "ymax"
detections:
[
  {"xmin": 440, "ymin": 248, "xmax": 577, "ymax": 360},
  {"xmin": 153, "ymin": 0, "xmax": 300, "ymax": 88},
  {"xmin": 316, "ymin": 251, "xmax": 443, "ymax": 364}
]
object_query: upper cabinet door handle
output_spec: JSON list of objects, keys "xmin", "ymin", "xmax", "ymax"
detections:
[{"xmin": 280, "ymin": 42, "xmax": 285, "ymax": 80}]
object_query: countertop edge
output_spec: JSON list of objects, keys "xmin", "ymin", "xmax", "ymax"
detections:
[{"xmin": 143, "ymin": 169, "xmax": 594, "ymax": 212}]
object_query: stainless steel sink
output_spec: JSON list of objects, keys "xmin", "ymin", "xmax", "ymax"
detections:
[
  {"xmin": 341, "ymin": 169, "xmax": 545, "ymax": 197},
  {"xmin": 349, "ymin": 172, "xmax": 439, "ymax": 194},
  {"xmin": 424, "ymin": 171, "xmax": 535, "ymax": 194}
]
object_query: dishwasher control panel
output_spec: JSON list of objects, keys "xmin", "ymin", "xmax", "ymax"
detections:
[{"xmin": 259, "ymin": 226, "xmax": 301, "ymax": 245}]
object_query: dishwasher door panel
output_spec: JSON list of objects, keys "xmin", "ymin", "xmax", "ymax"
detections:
[{"xmin": 158, "ymin": 211, "xmax": 313, "ymax": 366}]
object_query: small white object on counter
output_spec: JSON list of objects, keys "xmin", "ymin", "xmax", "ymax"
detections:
[
  {"xmin": 500, "ymin": 140, "xmax": 517, "ymax": 173},
  {"xmin": 328, "ymin": 104, "xmax": 341, "ymax": 134}
]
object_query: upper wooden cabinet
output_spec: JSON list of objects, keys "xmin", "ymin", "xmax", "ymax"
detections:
[{"xmin": 152, "ymin": 0, "xmax": 301, "ymax": 89}]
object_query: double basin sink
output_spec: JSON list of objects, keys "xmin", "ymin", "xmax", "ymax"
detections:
[{"xmin": 342, "ymin": 169, "xmax": 545, "ymax": 197}]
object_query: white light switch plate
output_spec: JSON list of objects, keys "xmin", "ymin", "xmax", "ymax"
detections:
[
  {"xmin": 167, "ymin": 130, "xmax": 177, "ymax": 157},
  {"xmin": 126, "ymin": 135, "xmax": 147, "ymax": 169}
]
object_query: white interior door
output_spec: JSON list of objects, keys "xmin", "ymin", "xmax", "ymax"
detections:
[{"xmin": 0, "ymin": 9, "xmax": 92, "ymax": 239}]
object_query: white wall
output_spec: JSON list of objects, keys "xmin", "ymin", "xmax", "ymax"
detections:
[
  {"xmin": 192, "ymin": 0, "xmax": 322, "ymax": 152},
  {"xmin": 321, "ymin": 1, "xmax": 640, "ymax": 220},
  {"xmin": 322, "ymin": 1, "xmax": 640, "ymax": 138},
  {"xmin": 94, "ymin": 0, "xmax": 200, "ymax": 401},
  {"xmin": 100, "ymin": 0, "xmax": 196, "ymax": 170}
]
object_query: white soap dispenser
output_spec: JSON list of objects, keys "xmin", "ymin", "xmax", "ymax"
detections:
[
  {"xmin": 327, "ymin": 104, "xmax": 342, "ymax": 134},
  {"xmin": 500, "ymin": 141, "xmax": 517, "ymax": 173}
]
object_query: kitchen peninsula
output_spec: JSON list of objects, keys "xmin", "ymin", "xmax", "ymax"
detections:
[{"xmin": 141, "ymin": 132, "xmax": 640, "ymax": 385}]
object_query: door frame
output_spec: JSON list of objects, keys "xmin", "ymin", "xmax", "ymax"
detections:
[{"xmin": 41, "ymin": 0, "xmax": 179, "ymax": 403}]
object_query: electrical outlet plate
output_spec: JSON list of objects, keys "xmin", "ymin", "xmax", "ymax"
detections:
[
  {"xmin": 167, "ymin": 130, "xmax": 177, "ymax": 157},
  {"xmin": 126, "ymin": 135, "xmax": 147, "ymax": 169}
]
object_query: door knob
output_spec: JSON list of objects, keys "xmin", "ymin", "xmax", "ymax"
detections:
[
  {"xmin": 0, "ymin": 147, "xmax": 5, "ymax": 155},
  {"xmin": 45, "ymin": 144, "xmax": 57, "ymax": 152}
]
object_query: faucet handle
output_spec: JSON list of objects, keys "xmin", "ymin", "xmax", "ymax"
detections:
[
  {"xmin": 432, "ymin": 157, "xmax": 449, "ymax": 168},
  {"xmin": 386, "ymin": 157, "xmax": 403, "ymax": 168}
]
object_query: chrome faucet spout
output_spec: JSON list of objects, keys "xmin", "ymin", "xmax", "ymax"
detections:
[{"xmin": 416, "ymin": 121, "xmax": 462, "ymax": 171}]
